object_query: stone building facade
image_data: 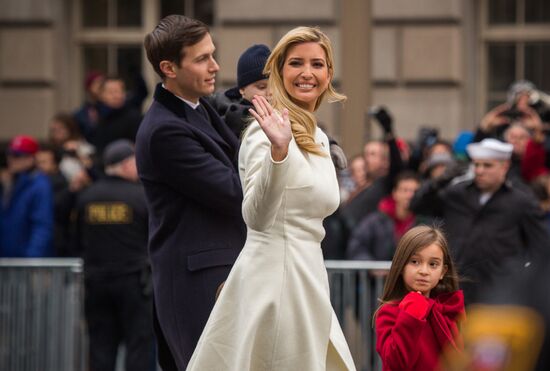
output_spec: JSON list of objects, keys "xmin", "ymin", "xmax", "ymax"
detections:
[{"xmin": 1, "ymin": 0, "xmax": 549, "ymax": 155}]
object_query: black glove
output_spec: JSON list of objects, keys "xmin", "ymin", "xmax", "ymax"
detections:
[
  {"xmin": 434, "ymin": 160, "xmax": 465, "ymax": 189},
  {"xmin": 370, "ymin": 106, "xmax": 393, "ymax": 134}
]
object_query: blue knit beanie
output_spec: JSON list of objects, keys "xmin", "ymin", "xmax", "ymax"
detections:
[{"xmin": 237, "ymin": 44, "xmax": 270, "ymax": 88}]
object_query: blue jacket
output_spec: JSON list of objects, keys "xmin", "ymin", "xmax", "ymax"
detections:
[{"xmin": 0, "ymin": 170, "xmax": 54, "ymax": 257}]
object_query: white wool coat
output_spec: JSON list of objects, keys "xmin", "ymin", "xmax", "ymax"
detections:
[{"xmin": 187, "ymin": 121, "xmax": 356, "ymax": 371}]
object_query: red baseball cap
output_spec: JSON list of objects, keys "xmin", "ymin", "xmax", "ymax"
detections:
[{"xmin": 8, "ymin": 135, "xmax": 39, "ymax": 155}]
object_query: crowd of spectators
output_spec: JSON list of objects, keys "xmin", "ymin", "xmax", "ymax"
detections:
[
  {"xmin": 1, "ymin": 61, "xmax": 550, "ymax": 368},
  {"xmin": 326, "ymin": 80, "xmax": 550, "ymax": 303},
  {"xmin": 0, "ymin": 71, "xmax": 147, "ymax": 258},
  {"xmin": 0, "ymin": 70, "xmax": 154, "ymax": 371},
  {"xmin": 3, "ymin": 76, "xmax": 550, "ymax": 286}
]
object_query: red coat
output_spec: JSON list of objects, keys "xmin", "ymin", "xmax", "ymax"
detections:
[
  {"xmin": 521, "ymin": 139, "xmax": 549, "ymax": 182},
  {"xmin": 375, "ymin": 290, "xmax": 464, "ymax": 371}
]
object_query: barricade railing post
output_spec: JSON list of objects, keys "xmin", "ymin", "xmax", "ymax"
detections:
[
  {"xmin": 373, "ymin": 274, "xmax": 387, "ymax": 371},
  {"xmin": 0, "ymin": 259, "xmax": 84, "ymax": 371},
  {"xmin": 325, "ymin": 260, "xmax": 391, "ymax": 371}
]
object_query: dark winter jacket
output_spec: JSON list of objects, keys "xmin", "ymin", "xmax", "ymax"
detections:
[
  {"xmin": 136, "ymin": 84, "xmax": 246, "ymax": 369},
  {"xmin": 75, "ymin": 175, "xmax": 149, "ymax": 279},
  {"xmin": 223, "ymin": 98, "xmax": 253, "ymax": 138},
  {"xmin": 347, "ymin": 196, "xmax": 416, "ymax": 261},
  {"xmin": 91, "ymin": 102, "xmax": 142, "ymax": 154},
  {"xmin": 411, "ymin": 178, "xmax": 550, "ymax": 302}
]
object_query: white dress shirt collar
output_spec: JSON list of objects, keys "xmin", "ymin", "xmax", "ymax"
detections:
[{"xmin": 162, "ymin": 84, "xmax": 200, "ymax": 109}]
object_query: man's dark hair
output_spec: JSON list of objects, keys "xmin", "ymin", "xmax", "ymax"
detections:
[
  {"xmin": 38, "ymin": 143, "xmax": 63, "ymax": 165},
  {"xmin": 144, "ymin": 15, "xmax": 209, "ymax": 79}
]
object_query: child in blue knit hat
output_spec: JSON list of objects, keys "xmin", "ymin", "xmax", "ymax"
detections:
[{"xmin": 208, "ymin": 44, "xmax": 271, "ymax": 137}]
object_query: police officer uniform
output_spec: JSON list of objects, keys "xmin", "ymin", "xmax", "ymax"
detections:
[{"xmin": 75, "ymin": 140, "xmax": 153, "ymax": 371}]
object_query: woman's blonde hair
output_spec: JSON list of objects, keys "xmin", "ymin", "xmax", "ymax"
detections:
[{"xmin": 264, "ymin": 26, "xmax": 346, "ymax": 156}]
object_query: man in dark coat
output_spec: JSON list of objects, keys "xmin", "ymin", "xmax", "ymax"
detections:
[
  {"xmin": 136, "ymin": 15, "xmax": 246, "ymax": 370},
  {"xmin": 91, "ymin": 76, "xmax": 142, "ymax": 155},
  {"xmin": 411, "ymin": 138, "xmax": 550, "ymax": 304}
]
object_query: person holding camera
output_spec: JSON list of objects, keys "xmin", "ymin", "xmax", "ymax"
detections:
[
  {"xmin": 339, "ymin": 106, "xmax": 405, "ymax": 236},
  {"xmin": 471, "ymin": 81, "xmax": 550, "ymax": 190},
  {"xmin": 476, "ymin": 80, "xmax": 549, "ymax": 142}
]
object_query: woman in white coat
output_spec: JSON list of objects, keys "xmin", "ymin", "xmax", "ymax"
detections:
[{"xmin": 187, "ymin": 26, "xmax": 356, "ymax": 371}]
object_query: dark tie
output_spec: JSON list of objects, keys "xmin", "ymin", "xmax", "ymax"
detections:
[{"xmin": 196, "ymin": 104, "xmax": 210, "ymax": 122}]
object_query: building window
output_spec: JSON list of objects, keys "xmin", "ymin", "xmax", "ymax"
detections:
[
  {"xmin": 81, "ymin": 0, "xmax": 143, "ymax": 28},
  {"xmin": 525, "ymin": 42, "xmax": 550, "ymax": 92},
  {"xmin": 489, "ymin": 0, "xmax": 550, "ymax": 25},
  {"xmin": 525, "ymin": 0, "xmax": 550, "ymax": 24},
  {"xmin": 82, "ymin": 44, "xmax": 142, "ymax": 91},
  {"xmin": 74, "ymin": 0, "xmax": 214, "ymax": 106},
  {"xmin": 488, "ymin": 0, "xmax": 516, "ymax": 24},
  {"xmin": 75, "ymin": 0, "xmax": 146, "ymax": 104},
  {"xmin": 483, "ymin": 0, "xmax": 550, "ymax": 110},
  {"xmin": 160, "ymin": 0, "xmax": 214, "ymax": 25}
]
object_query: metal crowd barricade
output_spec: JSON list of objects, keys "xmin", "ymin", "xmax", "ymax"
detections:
[
  {"xmin": 326, "ymin": 260, "xmax": 391, "ymax": 371},
  {"xmin": 0, "ymin": 258, "xmax": 85, "ymax": 371}
]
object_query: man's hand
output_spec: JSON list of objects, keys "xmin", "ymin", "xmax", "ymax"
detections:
[{"xmin": 480, "ymin": 103, "xmax": 511, "ymax": 132}]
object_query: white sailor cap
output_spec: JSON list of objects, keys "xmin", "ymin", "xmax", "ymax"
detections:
[{"xmin": 466, "ymin": 138, "xmax": 513, "ymax": 161}]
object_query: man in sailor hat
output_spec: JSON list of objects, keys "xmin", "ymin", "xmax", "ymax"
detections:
[{"xmin": 411, "ymin": 138, "xmax": 550, "ymax": 304}]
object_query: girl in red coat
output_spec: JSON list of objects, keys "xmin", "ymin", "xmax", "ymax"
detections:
[{"xmin": 375, "ymin": 225, "xmax": 464, "ymax": 371}]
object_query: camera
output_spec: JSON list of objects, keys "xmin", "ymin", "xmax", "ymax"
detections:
[
  {"xmin": 506, "ymin": 80, "xmax": 550, "ymax": 122},
  {"xmin": 501, "ymin": 107, "xmax": 525, "ymax": 120}
]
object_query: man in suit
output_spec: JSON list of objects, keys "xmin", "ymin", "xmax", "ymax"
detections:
[{"xmin": 136, "ymin": 15, "xmax": 246, "ymax": 370}]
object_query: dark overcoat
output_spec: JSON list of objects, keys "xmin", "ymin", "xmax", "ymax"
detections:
[
  {"xmin": 411, "ymin": 179, "xmax": 550, "ymax": 303},
  {"xmin": 135, "ymin": 84, "xmax": 246, "ymax": 370}
]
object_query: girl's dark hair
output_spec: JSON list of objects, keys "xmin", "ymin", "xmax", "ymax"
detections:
[
  {"xmin": 144, "ymin": 15, "xmax": 209, "ymax": 79},
  {"xmin": 381, "ymin": 225, "xmax": 459, "ymax": 303}
]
